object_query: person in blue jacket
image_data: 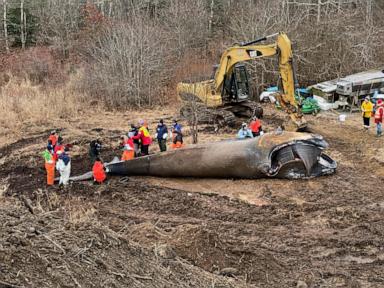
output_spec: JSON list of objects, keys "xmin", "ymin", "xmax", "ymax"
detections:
[
  {"xmin": 156, "ymin": 119, "xmax": 168, "ymax": 152},
  {"xmin": 172, "ymin": 119, "xmax": 182, "ymax": 133},
  {"xmin": 237, "ymin": 123, "xmax": 253, "ymax": 139}
]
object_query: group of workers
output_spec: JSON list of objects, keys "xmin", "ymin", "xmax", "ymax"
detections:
[
  {"xmin": 42, "ymin": 119, "xmax": 185, "ymax": 186},
  {"xmin": 42, "ymin": 130, "xmax": 71, "ymax": 186},
  {"xmin": 42, "ymin": 116, "xmax": 266, "ymax": 186},
  {"xmin": 41, "ymin": 98, "xmax": 383, "ymax": 186},
  {"xmin": 91, "ymin": 119, "xmax": 184, "ymax": 184},
  {"xmin": 237, "ymin": 116, "xmax": 263, "ymax": 139},
  {"xmin": 361, "ymin": 96, "xmax": 384, "ymax": 137},
  {"xmin": 118, "ymin": 119, "xmax": 184, "ymax": 160}
]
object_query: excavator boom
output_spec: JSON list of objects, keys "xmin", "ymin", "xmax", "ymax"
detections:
[{"xmin": 214, "ymin": 43, "xmax": 277, "ymax": 92}]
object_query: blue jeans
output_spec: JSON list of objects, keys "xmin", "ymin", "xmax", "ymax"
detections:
[{"xmin": 377, "ymin": 122, "xmax": 382, "ymax": 135}]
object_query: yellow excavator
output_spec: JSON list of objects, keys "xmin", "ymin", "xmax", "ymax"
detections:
[{"xmin": 177, "ymin": 32, "xmax": 307, "ymax": 130}]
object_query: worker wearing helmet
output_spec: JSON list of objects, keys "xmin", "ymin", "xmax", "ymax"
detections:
[{"xmin": 237, "ymin": 123, "xmax": 253, "ymax": 139}]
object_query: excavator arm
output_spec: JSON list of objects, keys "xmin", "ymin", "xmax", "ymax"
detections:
[{"xmin": 214, "ymin": 43, "xmax": 277, "ymax": 91}]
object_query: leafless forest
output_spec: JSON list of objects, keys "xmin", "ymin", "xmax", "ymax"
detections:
[{"xmin": 0, "ymin": 0, "xmax": 383, "ymax": 108}]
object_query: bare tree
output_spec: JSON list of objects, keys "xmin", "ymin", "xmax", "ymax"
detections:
[
  {"xmin": 3, "ymin": 0, "xmax": 8, "ymax": 53},
  {"xmin": 317, "ymin": 0, "xmax": 321, "ymax": 23},
  {"xmin": 37, "ymin": 0, "xmax": 84, "ymax": 57},
  {"xmin": 188, "ymin": 91, "xmax": 199, "ymax": 144},
  {"xmin": 208, "ymin": 0, "xmax": 214, "ymax": 37},
  {"xmin": 366, "ymin": 0, "xmax": 373, "ymax": 25},
  {"xmin": 20, "ymin": 0, "xmax": 25, "ymax": 49},
  {"xmin": 81, "ymin": 18, "xmax": 169, "ymax": 108}
]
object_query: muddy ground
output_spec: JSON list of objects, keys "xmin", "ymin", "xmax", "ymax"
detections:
[{"xmin": 0, "ymin": 106, "xmax": 384, "ymax": 288}]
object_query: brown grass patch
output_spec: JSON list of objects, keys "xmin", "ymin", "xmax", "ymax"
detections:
[
  {"xmin": 63, "ymin": 197, "xmax": 97, "ymax": 226},
  {"xmin": 0, "ymin": 75, "xmax": 87, "ymax": 134}
]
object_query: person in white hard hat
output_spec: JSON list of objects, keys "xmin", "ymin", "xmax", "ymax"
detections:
[{"xmin": 237, "ymin": 123, "xmax": 253, "ymax": 139}]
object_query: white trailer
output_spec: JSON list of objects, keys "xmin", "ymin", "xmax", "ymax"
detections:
[
  {"xmin": 311, "ymin": 79, "xmax": 338, "ymax": 102},
  {"xmin": 310, "ymin": 68, "xmax": 384, "ymax": 110},
  {"xmin": 336, "ymin": 69, "xmax": 384, "ymax": 97}
]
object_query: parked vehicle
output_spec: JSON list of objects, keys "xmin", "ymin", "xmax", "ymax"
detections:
[
  {"xmin": 310, "ymin": 69, "xmax": 384, "ymax": 110},
  {"xmin": 336, "ymin": 69, "xmax": 384, "ymax": 97},
  {"xmin": 311, "ymin": 79, "xmax": 338, "ymax": 102}
]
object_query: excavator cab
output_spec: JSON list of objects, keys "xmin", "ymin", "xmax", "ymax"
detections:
[{"xmin": 222, "ymin": 64, "xmax": 250, "ymax": 102}]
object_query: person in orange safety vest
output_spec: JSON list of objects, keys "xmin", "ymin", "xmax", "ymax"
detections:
[
  {"xmin": 92, "ymin": 157, "xmax": 106, "ymax": 184},
  {"xmin": 42, "ymin": 148, "xmax": 55, "ymax": 185},
  {"xmin": 121, "ymin": 135, "xmax": 135, "ymax": 161}
]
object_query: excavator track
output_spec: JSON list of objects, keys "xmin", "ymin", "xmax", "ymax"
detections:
[
  {"xmin": 180, "ymin": 103, "xmax": 236, "ymax": 127},
  {"xmin": 179, "ymin": 93, "xmax": 261, "ymax": 128},
  {"xmin": 212, "ymin": 109, "xmax": 236, "ymax": 127},
  {"xmin": 225, "ymin": 100, "xmax": 263, "ymax": 119}
]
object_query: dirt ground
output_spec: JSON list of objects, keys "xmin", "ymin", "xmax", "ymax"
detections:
[{"xmin": 0, "ymin": 105, "xmax": 384, "ymax": 288}]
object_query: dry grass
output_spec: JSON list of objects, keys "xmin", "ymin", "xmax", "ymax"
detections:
[
  {"xmin": 0, "ymin": 176, "xmax": 10, "ymax": 199},
  {"xmin": 63, "ymin": 197, "xmax": 97, "ymax": 226},
  {"xmin": 0, "ymin": 75, "xmax": 87, "ymax": 135},
  {"xmin": 34, "ymin": 189, "xmax": 97, "ymax": 226}
]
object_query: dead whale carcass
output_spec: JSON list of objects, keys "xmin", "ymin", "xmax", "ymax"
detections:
[{"xmin": 105, "ymin": 132, "xmax": 336, "ymax": 179}]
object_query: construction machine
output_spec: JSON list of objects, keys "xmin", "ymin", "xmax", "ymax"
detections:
[{"xmin": 177, "ymin": 32, "xmax": 307, "ymax": 130}]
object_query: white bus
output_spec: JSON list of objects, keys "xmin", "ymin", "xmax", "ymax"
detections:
[
  {"xmin": 336, "ymin": 69, "xmax": 384, "ymax": 97},
  {"xmin": 311, "ymin": 68, "xmax": 384, "ymax": 109}
]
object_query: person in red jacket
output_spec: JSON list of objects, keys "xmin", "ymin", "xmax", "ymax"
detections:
[
  {"xmin": 374, "ymin": 99, "xmax": 384, "ymax": 137},
  {"xmin": 132, "ymin": 120, "xmax": 152, "ymax": 156},
  {"xmin": 53, "ymin": 136, "xmax": 64, "ymax": 161},
  {"xmin": 92, "ymin": 157, "xmax": 106, "ymax": 184},
  {"xmin": 249, "ymin": 116, "xmax": 263, "ymax": 137},
  {"xmin": 48, "ymin": 130, "xmax": 58, "ymax": 147}
]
